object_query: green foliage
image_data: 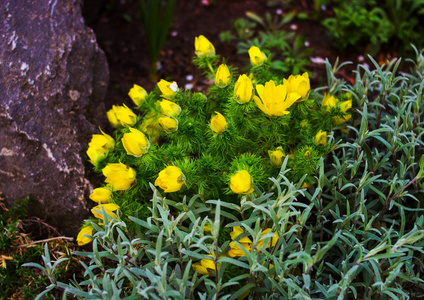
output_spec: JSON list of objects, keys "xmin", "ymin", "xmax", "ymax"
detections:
[
  {"xmin": 28, "ymin": 47, "xmax": 424, "ymax": 298},
  {"xmin": 323, "ymin": 0, "xmax": 424, "ymax": 55}
]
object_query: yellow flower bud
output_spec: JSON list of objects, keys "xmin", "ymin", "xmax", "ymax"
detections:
[
  {"xmin": 192, "ymin": 254, "xmax": 217, "ymax": 276},
  {"xmin": 86, "ymin": 145, "xmax": 106, "ymax": 166},
  {"xmin": 86, "ymin": 128, "xmax": 115, "ymax": 165},
  {"xmin": 102, "ymin": 162, "xmax": 136, "ymax": 191},
  {"xmin": 268, "ymin": 147, "xmax": 285, "ymax": 166},
  {"xmin": 314, "ymin": 130, "xmax": 327, "ymax": 146},
  {"xmin": 248, "ymin": 46, "xmax": 267, "ymax": 66},
  {"xmin": 210, "ymin": 112, "xmax": 228, "ymax": 134},
  {"xmin": 230, "ymin": 170, "xmax": 254, "ymax": 195},
  {"xmin": 257, "ymin": 228, "xmax": 279, "ymax": 249},
  {"xmin": 141, "ymin": 113, "xmax": 162, "ymax": 141},
  {"xmin": 91, "ymin": 203, "xmax": 120, "ymax": 220},
  {"xmin": 321, "ymin": 93, "xmax": 338, "ymax": 110},
  {"xmin": 253, "ymin": 80, "xmax": 300, "ymax": 117},
  {"xmin": 128, "ymin": 84, "xmax": 147, "ymax": 106},
  {"xmin": 89, "ymin": 187, "xmax": 112, "ymax": 204},
  {"xmin": 158, "ymin": 116, "xmax": 178, "ymax": 132},
  {"xmin": 107, "ymin": 104, "xmax": 137, "ymax": 127},
  {"xmin": 157, "ymin": 79, "xmax": 178, "ymax": 99},
  {"xmin": 234, "ymin": 74, "xmax": 254, "ymax": 104},
  {"xmin": 122, "ymin": 127, "xmax": 150, "ymax": 157},
  {"xmin": 215, "ymin": 64, "xmax": 231, "ymax": 88},
  {"xmin": 76, "ymin": 225, "xmax": 94, "ymax": 246},
  {"xmin": 159, "ymin": 99, "xmax": 181, "ymax": 117},
  {"xmin": 154, "ymin": 166, "xmax": 185, "ymax": 193},
  {"xmin": 194, "ymin": 35, "xmax": 215, "ymax": 57},
  {"xmin": 283, "ymin": 72, "xmax": 310, "ymax": 100},
  {"xmin": 334, "ymin": 99, "xmax": 352, "ymax": 124}
]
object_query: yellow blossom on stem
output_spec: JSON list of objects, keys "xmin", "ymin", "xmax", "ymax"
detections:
[
  {"xmin": 230, "ymin": 170, "xmax": 254, "ymax": 195},
  {"xmin": 102, "ymin": 162, "xmax": 136, "ymax": 191},
  {"xmin": 76, "ymin": 225, "xmax": 94, "ymax": 246},
  {"xmin": 248, "ymin": 46, "xmax": 267, "ymax": 66},
  {"xmin": 154, "ymin": 166, "xmax": 185, "ymax": 192},
  {"xmin": 91, "ymin": 203, "xmax": 120, "ymax": 220},
  {"xmin": 322, "ymin": 94, "xmax": 352, "ymax": 125},
  {"xmin": 210, "ymin": 112, "xmax": 228, "ymax": 134},
  {"xmin": 314, "ymin": 130, "xmax": 327, "ymax": 146},
  {"xmin": 257, "ymin": 228, "xmax": 279, "ymax": 249},
  {"xmin": 89, "ymin": 187, "xmax": 112, "ymax": 204},
  {"xmin": 268, "ymin": 147, "xmax": 285, "ymax": 166},
  {"xmin": 284, "ymin": 72, "xmax": 310, "ymax": 101},
  {"xmin": 157, "ymin": 79, "xmax": 178, "ymax": 99},
  {"xmin": 194, "ymin": 35, "xmax": 215, "ymax": 57},
  {"xmin": 107, "ymin": 104, "xmax": 137, "ymax": 127},
  {"xmin": 215, "ymin": 64, "xmax": 231, "ymax": 88},
  {"xmin": 234, "ymin": 74, "xmax": 254, "ymax": 104},
  {"xmin": 158, "ymin": 116, "xmax": 178, "ymax": 132},
  {"xmin": 128, "ymin": 84, "xmax": 147, "ymax": 106},
  {"xmin": 254, "ymin": 80, "xmax": 300, "ymax": 117},
  {"xmin": 122, "ymin": 127, "xmax": 150, "ymax": 157},
  {"xmin": 192, "ymin": 255, "xmax": 217, "ymax": 276},
  {"xmin": 159, "ymin": 99, "xmax": 181, "ymax": 117},
  {"xmin": 86, "ymin": 128, "xmax": 115, "ymax": 165},
  {"xmin": 227, "ymin": 226, "xmax": 252, "ymax": 257}
]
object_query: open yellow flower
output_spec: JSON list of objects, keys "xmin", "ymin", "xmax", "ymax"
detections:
[
  {"xmin": 158, "ymin": 79, "xmax": 178, "ymax": 99},
  {"xmin": 91, "ymin": 203, "xmax": 120, "ymax": 220},
  {"xmin": 159, "ymin": 99, "xmax": 181, "ymax": 117},
  {"xmin": 322, "ymin": 94, "xmax": 352, "ymax": 125},
  {"xmin": 257, "ymin": 228, "xmax": 279, "ymax": 249},
  {"xmin": 254, "ymin": 80, "xmax": 300, "ymax": 117},
  {"xmin": 192, "ymin": 255, "xmax": 217, "ymax": 276},
  {"xmin": 102, "ymin": 162, "xmax": 136, "ymax": 191},
  {"xmin": 228, "ymin": 226, "xmax": 252, "ymax": 257},
  {"xmin": 215, "ymin": 64, "xmax": 231, "ymax": 88},
  {"xmin": 234, "ymin": 74, "xmax": 254, "ymax": 104},
  {"xmin": 248, "ymin": 46, "xmax": 267, "ymax": 66},
  {"xmin": 158, "ymin": 116, "xmax": 178, "ymax": 132},
  {"xmin": 122, "ymin": 127, "xmax": 150, "ymax": 157},
  {"xmin": 314, "ymin": 130, "xmax": 327, "ymax": 146},
  {"xmin": 128, "ymin": 84, "xmax": 147, "ymax": 106},
  {"xmin": 210, "ymin": 112, "xmax": 228, "ymax": 134},
  {"xmin": 107, "ymin": 104, "xmax": 137, "ymax": 127},
  {"xmin": 230, "ymin": 170, "xmax": 254, "ymax": 195},
  {"xmin": 89, "ymin": 187, "xmax": 112, "ymax": 204},
  {"xmin": 284, "ymin": 72, "xmax": 310, "ymax": 101},
  {"xmin": 76, "ymin": 225, "xmax": 94, "ymax": 246},
  {"xmin": 154, "ymin": 166, "xmax": 185, "ymax": 192},
  {"xmin": 268, "ymin": 147, "xmax": 285, "ymax": 166},
  {"xmin": 194, "ymin": 35, "xmax": 215, "ymax": 57}
]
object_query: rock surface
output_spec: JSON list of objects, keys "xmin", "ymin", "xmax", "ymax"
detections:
[{"xmin": 0, "ymin": 0, "xmax": 109, "ymax": 236}]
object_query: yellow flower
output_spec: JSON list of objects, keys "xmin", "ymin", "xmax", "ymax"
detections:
[
  {"xmin": 159, "ymin": 99, "xmax": 181, "ymax": 117},
  {"xmin": 322, "ymin": 94, "xmax": 352, "ymax": 125},
  {"xmin": 248, "ymin": 46, "xmax": 267, "ymax": 66},
  {"xmin": 230, "ymin": 170, "xmax": 254, "ymax": 195},
  {"xmin": 102, "ymin": 162, "xmax": 136, "ymax": 191},
  {"xmin": 128, "ymin": 84, "xmax": 147, "ymax": 106},
  {"xmin": 203, "ymin": 224, "xmax": 212, "ymax": 232},
  {"xmin": 76, "ymin": 225, "xmax": 94, "ymax": 246},
  {"xmin": 228, "ymin": 226, "xmax": 252, "ymax": 257},
  {"xmin": 91, "ymin": 203, "xmax": 120, "ymax": 220},
  {"xmin": 86, "ymin": 128, "xmax": 115, "ymax": 165},
  {"xmin": 158, "ymin": 116, "xmax": 178, "ymax": 132},
  {"xmin": 284, "ymin": 72, "xmax": 310, "ymax": 100},
  {"xmin": 314, "ymin": 130, "xmax": 327, "ymax": 146},
  {"xmin": 321, "ymin": 94, "xmax": 338, "ymax": 110},
  {"xmin": 192, "ymin": 255, "xmax": 217, "ymax": 276},
  {"xmin": 215, "ymin": 64, "xmax": 231, "ymax": 88},
  {"xmin": 122, "ymin": 127, "xmax": 150, "ymax": 157},
  {"xmin": 257, "ymin": 228, "xmax": 279, "ymax": 249},
  {"xmin": 268, "ymin": 147, "xmax": 285, "ymax": 166},
  {"xmin": 158, "ymin": 79, "xmax": 178, "ymax": 99},
  {"xmin": 234, "ymin": 74, "xmax": 254, "ymax": 104},
  {"xmin": 253, "ymin": 80, "xmax": 300, "ymax": 117},
  {"xmin": 89, "ymin": 187, "xmax": 112, "ymax": 204},
  {"xmin": 154, "ymin": 166, "xmax": 185, "ymax": 192},
  {"xmin": 107, "ymin": 104, "xmax": 137, "ymax": 127},
  {"xmin": 141, "ymin": 113, "xmax": 162, "ymax": 141},
  {"xmin": 194, "ymin": 35, "xmax": 215, "ymax": 57},
  {"xmin": 210, "ymin": 112, "xmax": 228, "ymax": 134}
]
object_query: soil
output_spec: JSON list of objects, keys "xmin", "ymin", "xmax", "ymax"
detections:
[{"xmin": 82, "ymin": 0, "xmax": 367, "ymax": 111}]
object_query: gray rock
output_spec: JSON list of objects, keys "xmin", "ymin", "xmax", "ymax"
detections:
[{"xmin": 0, "ymin": 0, "xmax": 109, "ymax": 236}]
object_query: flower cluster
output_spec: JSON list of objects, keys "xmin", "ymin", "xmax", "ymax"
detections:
[{"xmin": 78, "ymin": 35, "xmax": 352, "ymax": 246}]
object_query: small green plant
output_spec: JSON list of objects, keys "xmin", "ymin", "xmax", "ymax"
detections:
[{"xmin": 138, "ymin": 0, "xmax": 177, "ymax": 81}]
